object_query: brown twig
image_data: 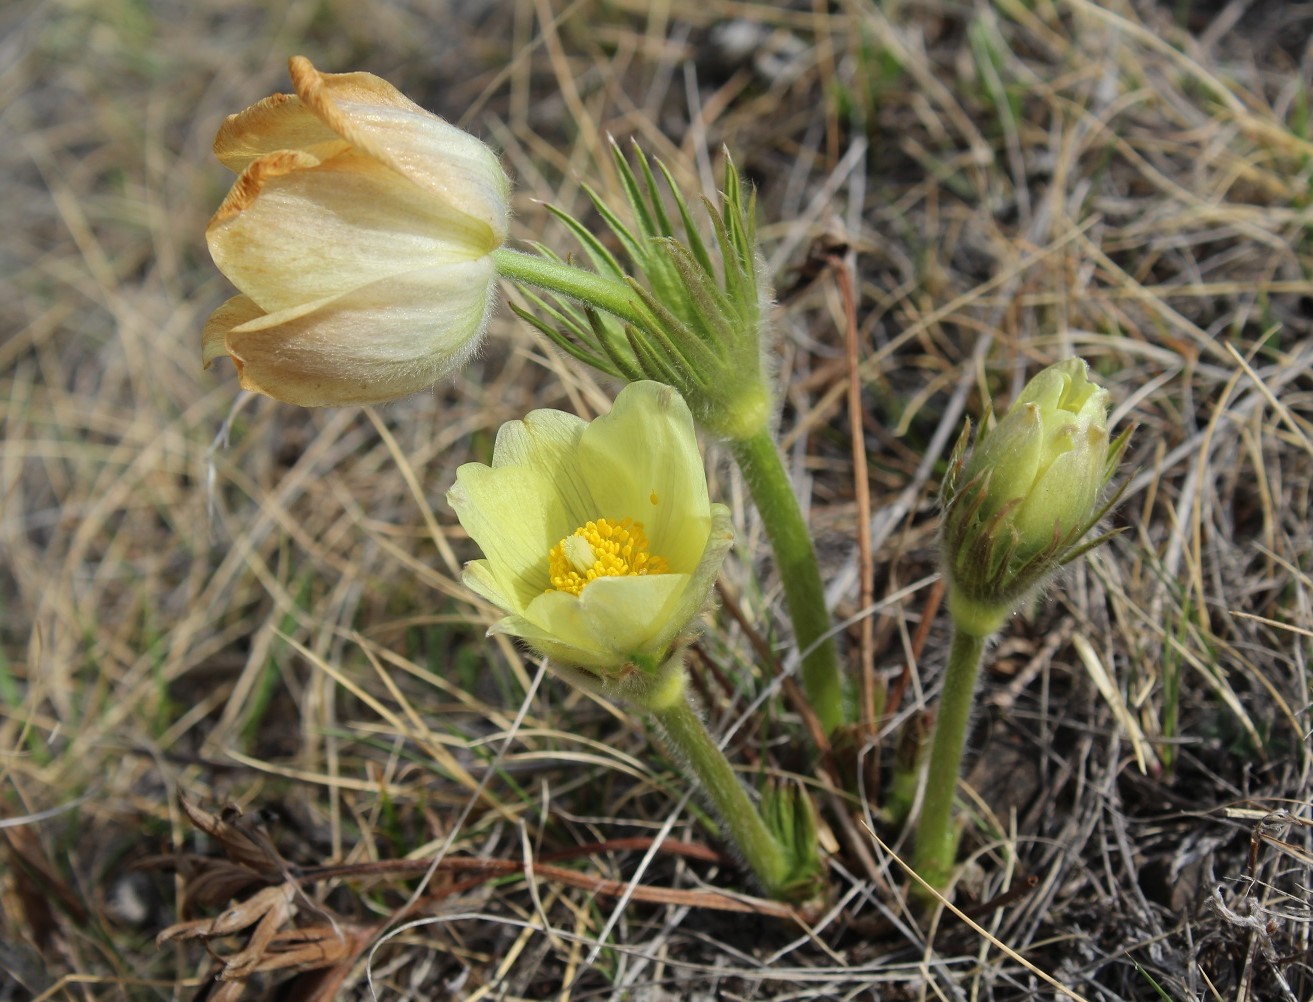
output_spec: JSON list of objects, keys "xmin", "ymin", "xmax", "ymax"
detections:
[
  {"xmin": 716, "ymin": 580, "xmax": 834, "ymax": 761},
  {"xmin": 884, "ymin": 576, "xmax": 944, "ymax": 721},
  {"xmin": 829, "ymin": 247, "xmax": 878, "ymax": 736},
  {"xmin": 299, "ymin": 853, "xmax": 805, "ymax": 919}
]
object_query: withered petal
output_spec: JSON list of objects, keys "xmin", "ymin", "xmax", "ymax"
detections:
[
  {"xmin": 288, "ymin": 55, "xmax": 508, "ymax": 246},
  {"xmin": 208, "ymin": 148, "xmax": 322, "ymax": 228},
  {"xmin": 212, "ymin": 91, "xmax": 348, "ymax": 172},
  {"xmin": 202, "ymin": 295, "xmax": 263, "ymax": 370}
]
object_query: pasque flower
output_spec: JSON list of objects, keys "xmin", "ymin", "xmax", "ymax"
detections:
[
  {"xmin": 490, "ymin": 142, "xmax": 847, "ymax": 732},
  {"xmin": 448, "ymin": 381, "xmax": 733, "ymax": 676},
  {"xmin": 451, "ymin": 382, "xmax": 822, "ymax": 902},
  {"xmin": 203, "ymin": 55, "xmax": 510, "ymax": 406},
  {"xmin": 940, "ymin": 358, "xmax": 1129, "ymax": 636},
  {"xmin": 915, "ymin": 358, "xmax": 1130, "ymax": 890}
]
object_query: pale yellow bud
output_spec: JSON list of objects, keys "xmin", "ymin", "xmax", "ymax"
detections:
[{"xmin": 965, "ymin": 359, "xmax": 1110, "ymax": 562}]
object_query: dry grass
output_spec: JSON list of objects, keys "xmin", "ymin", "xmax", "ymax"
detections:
[{"xmin": 3, "ymin": 0, "xmax": 1312, "ymax": 998}]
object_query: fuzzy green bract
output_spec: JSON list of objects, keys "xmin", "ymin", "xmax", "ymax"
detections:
[{"xmin": 509, "ymin": 142, "xmax": 773, "ymax": 441}]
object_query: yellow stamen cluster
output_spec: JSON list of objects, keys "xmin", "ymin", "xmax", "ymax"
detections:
[{"xmin": 547, "ymin": 517, "xmax": 670, "ymax": 597}]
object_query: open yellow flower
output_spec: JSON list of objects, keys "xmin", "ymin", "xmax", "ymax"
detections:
[
  {"xmin": 448, "ymin": 381, "xmax": 733, "ymax": 674},
  {"xmin": 202, "ymin": 55, "xmax": 510, "ymax": 406}
]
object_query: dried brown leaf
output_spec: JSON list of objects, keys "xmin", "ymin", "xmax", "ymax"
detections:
[
  {"xmin": 227, "ymin": 922, "xmax": 368, "ymax": 977},
  {"xmin": 157, "ymin": 882, "xmax": 296, "ymax": 949},
  {"xmin": 179, "ymin": 795, "xmax": 284, "ymax": 879}
]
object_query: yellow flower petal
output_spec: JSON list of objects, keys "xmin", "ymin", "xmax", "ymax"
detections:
[
  {"xmin": 488, "ymin": 611, "xmax": 611, "ymax": 669},
  {"xmin": 460, "ymin": 559, "xmax": 508, "ymax": 610},
  {"xmin": 573, "ymin": 573, "xmax": 691, "ymax": 657},
  {"xmin": 449, "ymin": 463, "xmax": 571, "ymax": 611},
  {"xmin": 507, "ymin": 592, "xmax": 610, "ymax": 666},
  {"xmin": 579, "ymin": 381, "xmax": 709, "ymax": 573},
  {"xmin": 491, "ymin": 408, "xmax": 593, "ymax": 521}
]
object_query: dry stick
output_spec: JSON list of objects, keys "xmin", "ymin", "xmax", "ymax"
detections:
[
  {"xmin": 540, "ymin": 837, "xmax": 724, "ymax": 866},
  {"xmin": 716, "ymin": 581, "xmax": 833, "ymax": 763},
  {"xmin": 300, "ymin": 853, "xmax": 805, "ymax": 920},
  {"xmin": 884, "ymin": 577, "xmax": 944, "ymax": 721},
  {"xmin": 830, "ymin": 248, "xmax": 877, "ymax": 735}
]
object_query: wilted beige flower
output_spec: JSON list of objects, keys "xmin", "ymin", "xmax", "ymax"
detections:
[{"xmin": 203, "ymin": 56, "xmax": 510, "ymax": 406}]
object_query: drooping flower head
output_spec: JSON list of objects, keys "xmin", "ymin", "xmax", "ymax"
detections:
[
  {"xmin": 940, "ymin": 358, "xmax": 1130, "ymax": 636},
  {"xmin": 448, "ymin": 381, "xmax": 733, "ymax": 678},
  {"xmin": 203, "ymin": 56, "xmax": 510, "ymax": 406}
]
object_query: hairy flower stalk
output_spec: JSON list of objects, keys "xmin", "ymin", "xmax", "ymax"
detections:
[
  {"xmin": 915, "ymin": 358, "xmax": 1130, "ymax": 889},
  {"xmin": 203, "ymin": 56, "xmax": 509, "ymax": 406},
  {"xmin": 494, "ymin": 142, "xmax": 845, "ymax": 734},
  {"xmin": 448, "ymin": 382, "xmax": 820, "ymax": 899}
]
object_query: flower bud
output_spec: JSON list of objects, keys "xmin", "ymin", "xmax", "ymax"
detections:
[
  {"xmin": 447, "ymin": 381, "xmax": 733, "ymax": 678},
  {"xmin": 760, "ymin": 780, "xmax": 825, "ymax": 902},
  {"xmin": 202, "ymin": 56, "xmax": 510, "ymax": 406},
  {"xmin": 940, "ymin": 359, "xmax": 1128, "ymax": 636}
]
